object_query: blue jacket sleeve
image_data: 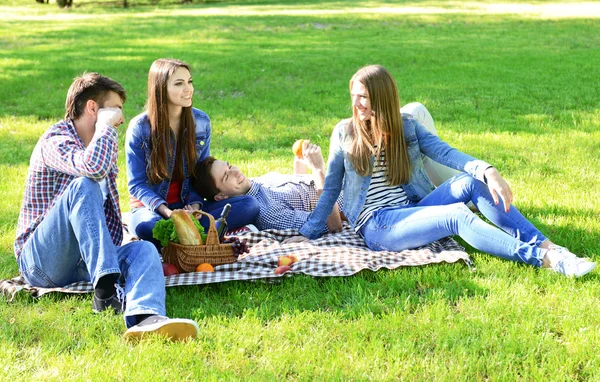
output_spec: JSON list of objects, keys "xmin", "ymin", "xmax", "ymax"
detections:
[
  {"xmin": 413, "ymin": 119, "xmax": 492, "ymax": 182},
  {"xmin": 299, "ymin": 122, "xmax": 346, "ymax": 239},
  {"xmin": 125, "ymin": 116, "xmax": 166, "ymax": 212},
  {"xmin": 198, "ymin": 118, "xmax": 211, "ymax": 162},
  {"xmin": 187, "ymin": 111, "xmax": 211, "ymax": 206},
  {"xmin": 187, "ymin": 111, "xmax": 212, "ymax": 206}
]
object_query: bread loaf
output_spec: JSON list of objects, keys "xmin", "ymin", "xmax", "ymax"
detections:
[{"xmin": 171, "ymin": 210, "xmax": 203, "ymax": 245}]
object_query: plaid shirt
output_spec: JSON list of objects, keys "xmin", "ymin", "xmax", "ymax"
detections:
[
  {"xmin": 246, "ymin": 173, "xmax": 342, "ymax": 232},
  {"xmin": 14, "ymin": 120, "xmax": 123, "ymax": 257}
]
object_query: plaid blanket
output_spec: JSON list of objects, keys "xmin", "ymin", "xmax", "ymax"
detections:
[{"xmin": 1, "ymin": 224, "xmax": 469, "ymax": 300}]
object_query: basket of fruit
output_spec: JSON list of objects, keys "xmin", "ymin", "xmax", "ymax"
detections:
[{"xmin": 156, "ymin": 210, "xmax": 240, "ymax": 273}]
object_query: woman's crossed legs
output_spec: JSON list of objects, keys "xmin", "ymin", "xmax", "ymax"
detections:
[{"xmin": 360, "ymin": 173, "xmax": 595, "ymax": 276}]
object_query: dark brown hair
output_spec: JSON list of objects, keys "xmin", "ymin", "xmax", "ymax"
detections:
[
  {"xmin": 192, "ymin": 156, "xmax": 220, "ymax": 201},
  {"xmin": 64, "ymin": 72, "xmax": 126, "ymax": 121},
  {"xmin": 146, "ymin": 58, "xmax": 196, "ymax": 184}
]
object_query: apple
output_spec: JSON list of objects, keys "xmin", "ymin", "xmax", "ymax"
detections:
[
  {"xmin": 277, "ymin": 255, "xmax": 298, "ymax": 267},
  {"xmin": 162, "ymin": 263, "xmax": 179, "ymax": 276},
  {"xmin": 292, "ymin": 139, "xmax": 306, "ymax": 158},
  {"xmin": 274, "ymin": 265, "xmax": 291, "ymax": 275}
]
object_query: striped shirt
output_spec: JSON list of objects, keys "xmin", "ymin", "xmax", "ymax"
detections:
[
  {"xmin": 246, "ymin": 173, "xmax": 343, "ymax": 231},
  {"xmin": 14, "ymin": 120, "xmax": 123, "ymax": 257},
  {"xmin": 355, "ymin": 150, "xmax": 409, "ymax": 231}
]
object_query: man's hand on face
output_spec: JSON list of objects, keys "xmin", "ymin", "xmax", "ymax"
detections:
[{"xmin": 96, "ymin": 107, "xmax": 124, "ymax": 129}]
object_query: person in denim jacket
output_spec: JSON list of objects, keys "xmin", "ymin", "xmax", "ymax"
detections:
[
  {"xmin": 126, "ymin": 58, "xmax": 258, "ymax": 246},
  {"xmin": 290, "ymin": 65, "xmax": 594, "ymax": 277}
]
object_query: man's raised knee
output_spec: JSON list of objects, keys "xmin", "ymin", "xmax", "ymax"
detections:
[
  {"xmin": 129, "ymin": 240, "xmax": 161, "ymax": 264},
  {"xmin": 69, "ymin": 177, "xmax": 103, "ymax": 201}
]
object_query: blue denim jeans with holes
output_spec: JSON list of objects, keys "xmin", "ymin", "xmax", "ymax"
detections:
[
  {"xmin": 359, "ymin": 173, "xmax": 547, "ymax": 267},
  {"xmin": 17, "ymin": 177, "xmax": 166, "ymax": 328}
]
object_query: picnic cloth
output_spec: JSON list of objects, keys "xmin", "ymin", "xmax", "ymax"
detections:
[{"xmin": 1, "ymin": 224, "xmax": 469, "ymax": 300}]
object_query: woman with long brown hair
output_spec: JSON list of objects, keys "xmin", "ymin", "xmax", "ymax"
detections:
[
  {"xmin": 291, "ymin": 64, "xmax": 594, "ymax": 277},
  {"xmin": 126, "ymin": 58, "xmax": 258, "ymax": 245}
]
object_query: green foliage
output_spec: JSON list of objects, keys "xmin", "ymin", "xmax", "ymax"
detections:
[
  {"xmin": 152, "ymin": 218, "xmax": 179, "ymax": 247},
  {"xmin": 1, "ymin": 0, "xmax": 600, "ymax": 380},
  {"xmin": 152, "ymin": 215, "xmax": 206, "ymax": 246}
]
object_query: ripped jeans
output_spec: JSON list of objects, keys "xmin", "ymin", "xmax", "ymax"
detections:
[{"xmin": 359, "ymin": 173, "xmax": 547, "ymax": 267}]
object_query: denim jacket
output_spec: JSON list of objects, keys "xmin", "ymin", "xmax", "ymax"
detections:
[
  {"xmin": 299, "ymin": 114, "xmax": 492, "ymax": 239},
  {"xmin": 125, "ymin": 108, "xmax": 211, "ymax": 212}
]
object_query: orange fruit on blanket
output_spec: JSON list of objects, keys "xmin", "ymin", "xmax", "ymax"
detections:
[
  {"xmin": 196, "ymin": 263, "xmax": 214, "ymax": 273},
  {"xmin": 292, "ymin": 139, "xmax": 306, "ymax": 158}
]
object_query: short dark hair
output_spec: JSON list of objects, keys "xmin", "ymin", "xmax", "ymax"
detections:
[
  {"xmin": 192, "ymin": 156, "xmax": 220, "ymax": 202},
  {"xmin": 64, "ymin": 72, "xmax": 126, "ymax": 121}
]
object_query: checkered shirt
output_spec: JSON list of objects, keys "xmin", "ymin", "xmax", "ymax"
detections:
[
  {"xmin": 246, "ymin": 173, "xmax": 341, "ymax": 232},
  {"xmin": 14, "ymin": 120, "xmax": 123, "ymax": 257}
]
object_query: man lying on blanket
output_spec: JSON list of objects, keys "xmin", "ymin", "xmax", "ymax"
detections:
[{"xmin": 192, "ymin": 141, "xmax": 344, "ymax": 233}]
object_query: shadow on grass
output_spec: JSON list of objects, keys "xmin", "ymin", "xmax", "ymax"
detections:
[
  {"xmin": 164, "ymin": 263, "xmax": 484, "ymax": 321},
  {"xmin": 2, "ymin": 231, "xmax": 598, "ymax": 335},
  {"xmin": 1, "ymin": 13, "xmax": 599, "ymax": 137},
  {"xmin": 512, "ymin": 204, "xmax": 600, "ymax": 258},
  {"xmin": 1, "ymin": 263, "xmax": 488, "ymax": 323},
  {"xmin": 450, "ymin": 202, "xmax": 599, "ymax": 268}
]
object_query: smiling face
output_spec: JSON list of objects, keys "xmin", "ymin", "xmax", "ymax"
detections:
[
  {"xmin": 351, "ymin": 80, "xmax": 372, "ymax": 121},
  {"xmin": 211, "ymin": 160, "xmax": 252, "ymax": 199},
  {"xmin": 167, "ymin": 66, "xmax": 194, "ymax": 108}
]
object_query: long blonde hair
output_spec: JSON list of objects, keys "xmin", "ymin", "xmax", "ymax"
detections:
[
  {"xmin": 348, "ymin": 65, "xmax": 410, "ymax": 185},
  {"xmin": 146, "ymin": 58, "xmax": 196, "ymax": 184}
]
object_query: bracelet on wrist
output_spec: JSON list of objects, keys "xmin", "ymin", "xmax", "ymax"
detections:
[{"xmin": 483, "ymin": 166, "xmax": 494, "ymax": 184}]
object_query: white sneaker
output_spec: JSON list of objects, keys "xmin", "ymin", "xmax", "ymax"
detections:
[
  {"xmin": 124, "ymin": 315, "xmax": 199, "ymax": 342},
  {"xmin": 548, "ymin": 246, "xmax": 596, "ymax": 277}
]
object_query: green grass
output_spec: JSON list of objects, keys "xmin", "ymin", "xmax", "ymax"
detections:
[{"xmin": 1, "ymin": 0, "xmax": 600, "ymax": 379}]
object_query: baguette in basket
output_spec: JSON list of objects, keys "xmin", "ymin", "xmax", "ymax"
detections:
[
  {"xmin": 171, "ymin": 210, "xmax": 203, "ymax": 245},
  {"xmin": 162, "ymin": 210, "xmax": 237, "ymax": 273}
]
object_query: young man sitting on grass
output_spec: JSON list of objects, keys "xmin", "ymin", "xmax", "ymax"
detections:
[
  {"xmin": 193, "ymin": 140, "xmax": 344, "ymax": 233},
  {"xmin": 14, "ymin": 72, "xmax": 199, "ymax": 341}
]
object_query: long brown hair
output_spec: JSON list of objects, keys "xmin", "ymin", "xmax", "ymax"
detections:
[
  {"xmin": 348, "ymin": 65, "xmax": 410, "ymax": 185},
  {"xmin": 146, "ymin": 58, "xmax": 197, "ymax": 184}
]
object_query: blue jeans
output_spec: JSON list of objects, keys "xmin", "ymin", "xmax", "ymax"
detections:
[
  {"xmin": 129, "ymin": 195, "xmax": 259, "ymax": 245},
  {"xmin": 17, "ymin": 177, "xmax": 166, "ymax": 328},
  {"xmin": 359, "ymin": 173, "xmax": 547, "ymax": 267}
]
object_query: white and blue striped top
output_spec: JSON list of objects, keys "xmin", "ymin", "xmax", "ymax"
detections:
[{"xmin": 354, "ymin": 149, "xmax": 410, "ymax": 232}]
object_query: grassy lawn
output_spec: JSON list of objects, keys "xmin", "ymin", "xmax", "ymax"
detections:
[{"xmin": 1, "ymin": 0, "xmax": 600, "ymax": 379}]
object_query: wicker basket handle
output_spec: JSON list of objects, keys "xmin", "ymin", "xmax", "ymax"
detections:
[{"xmin": 192, "ymin": 210, "xmax": 220, "ymax": 245}]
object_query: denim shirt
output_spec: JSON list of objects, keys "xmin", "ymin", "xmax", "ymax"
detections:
[
  {"xmin": 125, "ymin": 108, "xmax": 211, "ymax": 212},
  {"xmin": 299, "ymin": 114, "xmax": 492, "ymax": 239}
]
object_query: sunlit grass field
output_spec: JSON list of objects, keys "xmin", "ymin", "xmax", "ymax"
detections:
[{"xmin": 1, "ymin": 0, "xmax": 599, "ymax": 379}]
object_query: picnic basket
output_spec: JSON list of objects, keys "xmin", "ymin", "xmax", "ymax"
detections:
[{"xmin": 162, "ymin": 210, "xmax": 236, "ymax": 273}]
